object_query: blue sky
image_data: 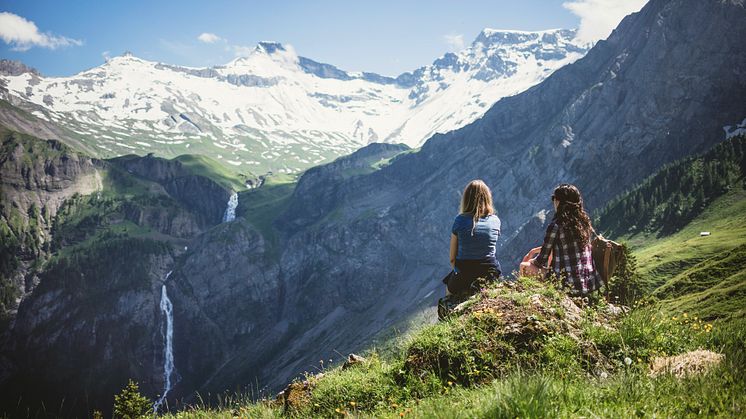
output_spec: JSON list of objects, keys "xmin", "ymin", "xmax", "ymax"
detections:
[{"xmin": 0, "ymin": 0, "xmax": 646, "ymax": 77}]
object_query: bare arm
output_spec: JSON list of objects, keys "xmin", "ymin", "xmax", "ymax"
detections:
[
  {"xmin": 531, "ymin": 223, "xmax": 558, "ymax": 269},
  {"xmin": 450, "ymin": 233, "xmax": 458, "ymax": 268}
]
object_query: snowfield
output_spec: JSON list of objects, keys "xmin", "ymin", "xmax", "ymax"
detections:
[{"xmin": 0, "ymin": 29, "xmax": 589, "ymax": 174}]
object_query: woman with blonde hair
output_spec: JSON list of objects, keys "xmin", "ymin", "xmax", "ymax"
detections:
[{"xmin": 445, "ymin": 179, "xmax": 502, "ymax": 295}]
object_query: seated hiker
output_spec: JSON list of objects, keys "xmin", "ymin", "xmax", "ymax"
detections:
[
  {"xmin": 523, "ymin": 183, "xmax": 603, "ymax": 295},
  {"xmin": 445, "ymin": 179, "xmax": 502, "ymax": 296}
]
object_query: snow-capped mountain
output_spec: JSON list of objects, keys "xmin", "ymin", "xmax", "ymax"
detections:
[{"xmin": 0, "ymin": 29, "xmax": 589, "ymax": 174}]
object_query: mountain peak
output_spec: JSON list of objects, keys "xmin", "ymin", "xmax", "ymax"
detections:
[
  {"xmin": 474, "ymin": 28, "xmax": 579, "ymax": 47},
  {"xmin": 256, "ymin": 42, "xmax": 286, "ymax": 54},
  {"xmin": 106, "ymin": 51, "xmax": 148, "ymax": 64},
  {"xmin": 0, "ymin": 59, "xmax": 41, "ymax": 77}
]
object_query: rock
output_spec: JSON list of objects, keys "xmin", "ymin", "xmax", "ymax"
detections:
[
  {"xmin": 274, "ymin": 373, "xmax": 323, "ymax": 412},
  {"xmin": 605, "ymin": 303, "xmax": 630, "ymax": 318},
  {"xmin": 649, "ymin": 350, "xmax": 725, "ymax": 378},
  {"xmin": 342, "ymin": 354, "xmax": 366, "ymax": 370}
]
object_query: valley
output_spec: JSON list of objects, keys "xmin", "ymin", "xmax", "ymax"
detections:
[{"xmin": 0, "ymin": 0, "xmax": 745, "ymax": 417}]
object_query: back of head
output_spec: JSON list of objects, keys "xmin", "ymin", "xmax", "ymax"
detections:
[
  {"xmin": 460, "ymin": 179, "xmax": 495, "ymax": 218},
  {"xmin": 552, "ymin": 183, "xmax": 592, "ymax": 244}
]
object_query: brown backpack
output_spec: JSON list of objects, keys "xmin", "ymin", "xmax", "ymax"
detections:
[{"xmin": 591, "ymin": 230, "xmax": 625, "ymax": 297}]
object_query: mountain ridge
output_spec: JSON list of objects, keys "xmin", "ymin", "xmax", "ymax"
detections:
[{"xmin": 0, "ymin": 28, "xmax": 589, "ymax": 174}]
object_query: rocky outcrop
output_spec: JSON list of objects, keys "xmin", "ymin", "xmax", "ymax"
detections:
[
  {"xmin": 281, "ymin": 142, "xmax": 409, "ymax": 230},
  {"xmin": 0, "ymin": 60, "xmax": 40, "ymax": 77},
  {"xmin": 166, "ymin": 219, "xmax": 282, "ymax": 399},
  {"xmin": 111, "ymin": 154, "xmax": 232, "ymax": 226},
  {"xmin": 0, "ymin": 129, "xmax": 103, "ymax": 314},
  {"xmin": 1, "ymin": 238, "xmax": 175, "ymax": 416}
]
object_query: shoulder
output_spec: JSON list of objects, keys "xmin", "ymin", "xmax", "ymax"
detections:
[
  {"xmin": 452, "ymin": 213, "xmax": 471, "ymax": 232},
  {"xmin": 453, "ymin": 213, "xmax": 470, "ymax": 224}
]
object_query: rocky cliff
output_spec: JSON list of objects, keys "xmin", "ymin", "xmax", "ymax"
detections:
[
  {"xmin": 0, "ymin": 128, "xmax": 103, "ymax": 315},
  {"xmin": 0, "ymin": 127, "xmax": 244, "ymax": 416}
]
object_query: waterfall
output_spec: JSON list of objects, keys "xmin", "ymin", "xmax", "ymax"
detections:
[
  {"xmin": 153, "ymin": 271, "xmax": 175, "ymax": 413},
  {"xmin": 223, "ymin": 192, "xmax": 238, "ymax": 222}
]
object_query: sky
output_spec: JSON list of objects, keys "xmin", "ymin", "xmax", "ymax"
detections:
[{"xmin": 0, "ymin": 0, "xmax": 647, "ymax": 77}]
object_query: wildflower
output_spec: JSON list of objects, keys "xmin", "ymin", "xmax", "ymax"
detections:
[
  {"xmin": 350, "ymin": 401, "xmax": 356, "ymax": 407},
  {"xmin": 624, "ymin": 357, "xmax": 633, "ymax": 366},
  {"xmin": 447, "ymin": 381, "xmax": 453, "ymax": 386},
  {"xmin": 672, "ymin": 316, "xmax": 677, "ymax": 321},
  {"xmin": 683, "ymin": 313, "xmax": 688, "ymax": 318}
]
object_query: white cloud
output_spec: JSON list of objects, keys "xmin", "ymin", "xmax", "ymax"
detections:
[
  {"xmin": 0, "ymin": 12, "xmax": 82, "ymax": 51},
  {"xmin": 563, "ymin": 0, "xmax": 648, "ymax": 44},
  {"xmin": 102, "ymin": 50, "xmax": 111, "ymax": 62},
  {"xmin": 443, "ymin": 34, "xmax": 466, "ymax": 51},
  {"xmin": 197, "ymin": 32, "xmax": 223, "ymax": 44}
]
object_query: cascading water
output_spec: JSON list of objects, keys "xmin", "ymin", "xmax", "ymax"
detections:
[
  {"xmin": 153, "ymin": 271, "xmax": 175, "ymax": 413},
  {"xmin": 223, "ymin": 192, "xmax": 238, "ymax": 222}
]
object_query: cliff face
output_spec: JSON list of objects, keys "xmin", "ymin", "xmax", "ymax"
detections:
[
  {"xmin": 0, "ymin": 129, "xmax": 103, "ymax": 313},
  {"xmin": 0, "ymin": 131, "xmax": 242, "ymax": 416},
  {"xmin": 111, "ymin": 155, "xmax": 233, "ymax": 227}
]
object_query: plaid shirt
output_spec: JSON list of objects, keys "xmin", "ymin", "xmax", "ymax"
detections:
[{"xmin": 531, "ymin": 221, "xmax": 603, "ymax": 294}]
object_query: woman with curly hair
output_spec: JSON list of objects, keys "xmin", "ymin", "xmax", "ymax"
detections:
[{"xmin": 526, "ymin": 183, "xmax": 603, "ymax": 294}]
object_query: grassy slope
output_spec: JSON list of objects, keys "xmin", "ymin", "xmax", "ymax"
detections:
[
  {"xmin": 160, "ymin": 279, "xmax": 746, "ymax": 419},
  {"xmin": 173, "ymin": 154, "xmax": 251, "ymax": 192},
  {"xmin": 236, "ymin": 173, "xmax": 296, "ymax": 254},
  {"xmin": 620, "ymin": 187, "xmax": 746, "ymax": 320}
]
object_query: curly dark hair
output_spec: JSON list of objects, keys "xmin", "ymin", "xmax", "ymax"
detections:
[{"xmin": 552, "ymin": 184, "xmax": 593, "ymax": 244}]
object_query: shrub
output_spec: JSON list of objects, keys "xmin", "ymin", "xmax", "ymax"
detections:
[{"xmin": 113, "ymin": 379, "xmax": 151, "ymax": 419}]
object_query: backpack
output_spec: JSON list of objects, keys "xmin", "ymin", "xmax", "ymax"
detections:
[{"xmin": 591, "ymin": 230, "xmax": 625, "ymax": 297}]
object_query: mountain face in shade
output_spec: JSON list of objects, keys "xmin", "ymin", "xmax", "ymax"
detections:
[
  {"xmin": 2, "ymin": 0, "xmax": 746, "ymax": 416},
  {"xmin": 0, "ymin": 30, "xmax": 588, "ymax": 174}
]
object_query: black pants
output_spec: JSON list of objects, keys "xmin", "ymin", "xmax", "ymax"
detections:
[{"xmin": 445, "ymin": 257, "xmax": 501, "ymax": 295}]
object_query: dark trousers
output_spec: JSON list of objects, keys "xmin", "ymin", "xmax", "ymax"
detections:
[{"xmin": 444, "ymin": 257, "xmax": 501, "ymax": 295}]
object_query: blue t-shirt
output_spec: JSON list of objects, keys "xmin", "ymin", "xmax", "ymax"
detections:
[{"xmin": 451, "ymin": 213, "xmax": 501, "ymax": 260}]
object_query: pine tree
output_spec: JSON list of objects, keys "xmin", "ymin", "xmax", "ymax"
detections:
[
  {"xmin": 113, "ymin": 379, "xmax": 151, "ymax": 419},
  {"xmin": 609, "ymin": 244, "xmax": 642, "ymax": 306}
]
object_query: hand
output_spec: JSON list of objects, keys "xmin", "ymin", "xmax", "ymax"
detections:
[{"xmin": 520, "ymin": 261, "xmax": 543, "ymax": 277}]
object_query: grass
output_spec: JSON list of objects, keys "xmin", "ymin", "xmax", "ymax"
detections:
[
  {"xmin": 174, "ymin": 154, "xmax": 252, "ymax": 192},
  {"xmin": 236, "ymin": 173, "xmax": 297, "ymax": 255},
  {"xmin": 155, "ymin": 275, "xmax": 745, "ymax": 418},
  {"xmin": 621, "ymin": 188, "xmax": 746, "ymax": 291},
  {"xmin": 610, "ymin": 188, "xmax": 746, "ymax": 322}
]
